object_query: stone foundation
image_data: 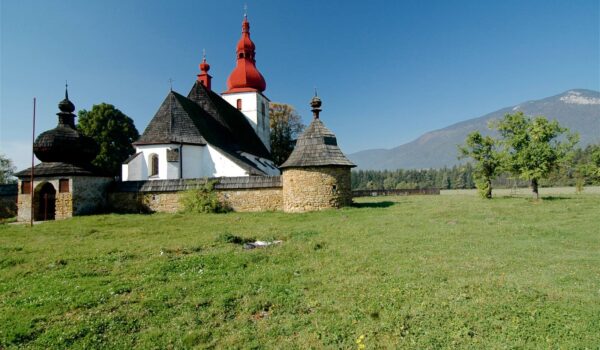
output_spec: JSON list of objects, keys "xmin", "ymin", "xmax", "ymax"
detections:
[{"xmin": 282, "ymin": 166, "xmax": 352, "ymax": 212}]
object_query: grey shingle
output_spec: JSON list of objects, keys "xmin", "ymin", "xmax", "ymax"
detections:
[{"xmin": 279, "ymin": 119, "xmax": 355, "ymax": 169}]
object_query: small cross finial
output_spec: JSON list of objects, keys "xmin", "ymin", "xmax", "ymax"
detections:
[
  {"xmin": 202, "ymin": 48, "xmax": 206, "ymax": 61},
  {"xmin": 65, "ymin": 80, "xmax": 69, "ymax": 99},
  {"xmin": 314, "ymin": 87, "xmax": 318, "ymax": 97},
  {"xmin": 168, "ymin": 78, "xmax": 174, "ymax": 91},
  {"xmin": 244, "ymin": 4, "xmax": 248, "ymax": 18}
]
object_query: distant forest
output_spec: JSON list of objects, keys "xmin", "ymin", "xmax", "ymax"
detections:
[{"xmin": 351, "ymin": 144, "xmax": 600, "ymax": 190}]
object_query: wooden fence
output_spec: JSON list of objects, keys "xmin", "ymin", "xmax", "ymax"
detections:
[{"xmin": 352, "ymin": 188, "xmax": 440, "ymax": 197}]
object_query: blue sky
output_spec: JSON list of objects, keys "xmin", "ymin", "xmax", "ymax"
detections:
[{"xmin": 1, "ymin": 0, "xmax": 598, "ymax": 170}]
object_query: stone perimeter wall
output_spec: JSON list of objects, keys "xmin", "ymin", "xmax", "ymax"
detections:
[
  {"xmin": 282, "ymin": 167, "xmax": 352, "ymax": 213},
  {"xmin": 0, "ymin": 184, "xmax": 17, "ymax": 219},
  {"xmin": 108, "ymin": 177, "xmax": 283, "ymax": 213}
]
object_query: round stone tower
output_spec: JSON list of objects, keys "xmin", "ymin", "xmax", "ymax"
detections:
[{"xmin": 280, "ymin": 94, "xmax": 355, "ymax": 212}]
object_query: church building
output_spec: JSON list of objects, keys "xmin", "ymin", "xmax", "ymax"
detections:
[{"xmin": 122, "ymin": 15, "xmax": 278, "ymax": 181}]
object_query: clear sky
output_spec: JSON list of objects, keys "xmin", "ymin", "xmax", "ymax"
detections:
[{"xmin": 1, "ymin": 0, "xmax": 598, "ymax": 170}]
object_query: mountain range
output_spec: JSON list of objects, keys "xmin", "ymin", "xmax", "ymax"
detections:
[{"xmin": 348, "ymin": 89, "xmax": 600, "ymax": 170}]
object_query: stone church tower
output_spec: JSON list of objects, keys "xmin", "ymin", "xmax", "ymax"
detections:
[{"xmin": 280, "ymin": 94, "xmax": 356, "ymax": 212}]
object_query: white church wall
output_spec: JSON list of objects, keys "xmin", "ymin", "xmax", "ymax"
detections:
[
  {"xmin": 222, "ymin": 91, "xmax": 270, "ymax": 150},
  {"xmin": 122, "ymin": 153, "xmax": 145, "ymax": 181},
  {"xmin": 206, "ymin": 145, "xmax": 247, "ymax": 177},
  {"xmin": 182, "ymin": 145, "xmax": 207, "ymax": 178}
]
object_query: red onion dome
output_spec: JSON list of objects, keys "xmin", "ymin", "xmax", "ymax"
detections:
[{"xmin": 225, "ymin": 16, "xmax": 266, "ymax": 93}]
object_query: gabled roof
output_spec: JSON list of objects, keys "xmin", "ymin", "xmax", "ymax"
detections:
[
  {"xmin": 280, "ymin": 119, "xmax": 355, "ymax": 169},
  {"xmin": 133, "ymin": 86, "xmax": 273, "ymax": 176},
  {"xmin": 134, "ymin": 92, "xmax": 208, "ymax": 146},
  {"xmin": 186, "ymin": 81, "xmax": 270, "ymax": 159}
]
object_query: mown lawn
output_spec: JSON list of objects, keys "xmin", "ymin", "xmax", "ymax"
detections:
[{"xmin": 1, "ymin": 194, "xmax": 599, "ymax": 349}]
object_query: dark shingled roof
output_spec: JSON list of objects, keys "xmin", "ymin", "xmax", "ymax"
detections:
[
  {"xmin": 134, "ymin": 92, "xmax": 208, "ymax": 146},
  {"xmin": 15, "ymin": 162, "xmax": 107, "ymax": 178},
  {"xmin": 186, "ymin": 81, "xmax": 270, "ymax": 159},
  {"xmin": 133, "ymin": 82, "xmax": 273, "ymax": 176},
  {"xmin": 279, "ymin": 119, "xmax": 355, "ymax": 169}
]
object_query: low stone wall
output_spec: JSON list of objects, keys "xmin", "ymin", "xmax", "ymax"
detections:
[
  {"xmin": 352, "ymin": 188, "xmax": 440, "ymax": 197},
  {"xmin": 282, "ymin": 167, "xmax": 353, "ymax": 213},
  {"xmin": 0, "ymin": 184, "xmax": 17, "ymax": 219},
  {"xmin": 108, "ymin": 176, "xmax": 283, "ymax": 213}
]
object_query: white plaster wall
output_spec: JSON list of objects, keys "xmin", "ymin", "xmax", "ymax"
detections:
[
  {"xmin": 181, "ymin": 145, "xmax": 207, "ymax": 178},
  {"xmin": 122, "ymin": 153, "xmax": 145, "ymax": 181},
  {"xmin": 206, "ymin": 145, "xmax": 247, "ymax": 177},
  {"xmin": 222, "ymin": 91, "xmax": 271, "ymax": 150}
]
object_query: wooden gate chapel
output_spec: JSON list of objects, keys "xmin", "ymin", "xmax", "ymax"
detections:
[{"xmin": 15, "ymin": 87, "xmax": 113, "ymax": 222}]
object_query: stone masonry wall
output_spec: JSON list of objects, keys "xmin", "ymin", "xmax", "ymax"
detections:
[
  {"xmin": 282, "ymin": 166, "xmax": 352, "ymax": 213},
  {"xmin": 72, "ymin": 176, "xmax": 113, "ymax": 215},
  {"xmin": 108, "ymin": 177, "xmax": 283, "ymax": 213},
  {"xmin": 17, "ymin": 176, "xmax": 112, "ymax": 221}
]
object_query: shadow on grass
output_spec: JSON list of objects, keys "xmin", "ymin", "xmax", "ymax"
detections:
[
  {"xmin": 352, "ymin": 201, "xmax": 396, "ymax": 209},
  {"xmin": 541, "ymin": 196, "xmax": 572, "ymax": 201}
]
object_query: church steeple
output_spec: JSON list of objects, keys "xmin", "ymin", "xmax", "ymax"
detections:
[
  {"xmin": 224, "ymin": 14, "xmax": 266, "ymax": 93},
  {"xmin": 197, "ymin": 49, "xmax": 212, "ymax": 90}
]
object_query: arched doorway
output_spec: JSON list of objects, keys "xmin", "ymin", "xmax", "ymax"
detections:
[{"xmin": 35, "ymin": 182, "xmax": 56, "ymax": 221}]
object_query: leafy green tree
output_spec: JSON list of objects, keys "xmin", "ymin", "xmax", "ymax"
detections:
[
  {"xmin": 78, "ymin": 103, "xmax": 139, "ymax": 177},
  {"xmin": 495, "ymin": 112, "xmax": 578, "ymax": 199},
  {"xmin": 459, "ymin": 131, "xmax": 501, "ymax": 198},
  {"xmin": 269, "ymin": 103, "xmax": 305, "ymax": 166},
  {"xmin": 0, "ymin": 154, "xmax": 16, "ymax": 184},
  {"xmin": 576, "ymin": 144, "xmax": 600, "ymax": 185}
]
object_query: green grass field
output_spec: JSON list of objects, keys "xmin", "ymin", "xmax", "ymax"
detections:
[{"xmin": 1, "ymin": 194, "xmax": 599, "ymax": 349}]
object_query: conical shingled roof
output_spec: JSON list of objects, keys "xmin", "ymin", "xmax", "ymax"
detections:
[{"xmin": 279, "ymin": 118, "xmax": 355, "ymax": 169}]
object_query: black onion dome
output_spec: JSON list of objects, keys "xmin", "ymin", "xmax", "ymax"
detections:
[
  {"xmin": 33, "ymin": 91, "xmax": 98, "ymax": 165},
  {"xmin": 58, "ymin": 97, "xmax": 75, "ymax": 113}
]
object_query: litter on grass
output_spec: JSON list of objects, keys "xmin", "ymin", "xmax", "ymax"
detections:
[{"xmin": 243, "ymin": 240, "xmax": 283, "ymax": 250}]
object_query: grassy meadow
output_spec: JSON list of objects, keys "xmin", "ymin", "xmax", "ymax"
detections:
[{"xmin": 1, "ymin": 194, "xmax": 599, "ymax": 349}]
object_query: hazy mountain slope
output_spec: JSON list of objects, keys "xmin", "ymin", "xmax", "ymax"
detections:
[{"xmin": 349, "ymin": 89, "xmax": 600, "ymax": 170}]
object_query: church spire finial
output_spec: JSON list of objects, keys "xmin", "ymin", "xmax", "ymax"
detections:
[
  {"xmin": 310, "ymin": 90, "xmax": 322, "ymax": 119},
  {"xmin": 197, "ymin": 49, "xmax": 212, "ymax": 90},
  {"xmin": 65, "ymin": 81, "xmax": 69, "ymax": 100}
]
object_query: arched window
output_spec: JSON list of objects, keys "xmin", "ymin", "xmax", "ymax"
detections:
[
  {"xmin": 149, "ymin": 154, "xmax": 159, "ymax": 177},
  {"xmin": 236, "ymin": 99, "xmax": 242, "ymax": 110}
]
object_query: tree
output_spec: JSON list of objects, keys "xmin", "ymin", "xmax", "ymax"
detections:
[
  {"xmin": 495, "ymin": 112, "xmax": 578, "ymax": 199},
  {"xmin": 576, "ymin": 144, "xmax": 600, "ymax": 185},
  {"xmin": 0, "ymin": 154, "xmax": 16, "ymax": 184},
  {"xmin": 269, "ymin": 103, "xmax": 305, "ymax": 166},
  {"xmin": 459, "ymin": 131, "xmax": 501, "ymax": 198},
  {"xmin": 78, "ymin": 103, "xmax": 139, "ymax": 177}
]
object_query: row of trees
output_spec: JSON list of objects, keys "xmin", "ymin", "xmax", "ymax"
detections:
[
  {"xmin": 352, "ymin": 164, "xmax": 476, "ymax": 190},
  {"xmin": 459, "ymin": 111, "xmax": 599, "ymax": 199}
]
